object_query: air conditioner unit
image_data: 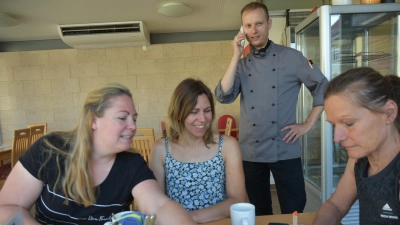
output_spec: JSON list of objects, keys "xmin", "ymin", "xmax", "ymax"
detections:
[{"xmin": 58, "ymin": 21, "xmax": 150, "ymax": 49}]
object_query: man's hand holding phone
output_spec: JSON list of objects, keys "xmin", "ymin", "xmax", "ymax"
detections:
[
  {"xmin": 234, "ymin": 26, "xmax": 246, "ymax": 47},
  {"xmin": 232, "ymin": 26, "xmax": 246, "ymax": 58},
  {"xmin": 239, "ymin": 26, "xmax": 245, "ymax": 47}
]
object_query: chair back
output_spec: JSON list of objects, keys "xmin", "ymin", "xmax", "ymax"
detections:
[
  {"xmin": 11, "ymin": 128, "xmax": 31, "ymax": 168},
  {"xmin": 30, "ymin": 125, "xmax": 46, "ymax": 145},
  {"xmin": 224, "ymin": 118, "xmax": 233, "ymax": 136},
  {"xmin": 131, "ymin": 136, "xmax": 155, "ymax": 164},
  {"xmin": 135, "ymin": 128, "xmax": 154, "ymax": 137},
  {"xmin": 162, "ymin": 116, "xmax": 170, "ymax": 138},
  {"xmin": 28, "ymin": 123, "xmax": 47, "ymax": 135},
  {"xmin": 218, "ymin": 115, "xmax": 238, "ymax": 138}
]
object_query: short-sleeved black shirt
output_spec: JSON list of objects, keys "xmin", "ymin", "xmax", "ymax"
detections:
[
  {"xmin": 19, "ymin": 133, "xmax": 155, "ymax": 225},
  {"xmin": 355, "ymin": 152, "xmax": 400, "ymax": 224}
]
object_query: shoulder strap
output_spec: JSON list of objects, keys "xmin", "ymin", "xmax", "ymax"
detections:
[
  {"xmin": 164, "ymin": 137, "xmax": 170, "ymax": 154},
  {"xmin": 218, "ymin": 135, "xmax": 224, "ymax": 152}
]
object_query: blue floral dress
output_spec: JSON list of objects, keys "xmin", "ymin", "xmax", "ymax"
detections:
[{"xmin": 164, "ymin": 136, "xmax": 227, "ymax": 211}]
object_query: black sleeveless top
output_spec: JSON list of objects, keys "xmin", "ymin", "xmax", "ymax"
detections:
[{"xmin": 354, "ymin": 152, "xmax": 400, "ymax": 224}]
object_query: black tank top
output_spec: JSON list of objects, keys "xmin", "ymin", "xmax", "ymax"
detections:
[{"xmin": 354, "ymin": 152, "xmax": 400, "ymax": 224}]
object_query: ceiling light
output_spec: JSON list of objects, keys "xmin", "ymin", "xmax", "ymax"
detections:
[
  {"xmin": 0, "ymin": 13, "xmax": 19, "ymax": 27},
  {"xmin": 158, "ymin": 3, "xmax": 192, "ymax": 17}
]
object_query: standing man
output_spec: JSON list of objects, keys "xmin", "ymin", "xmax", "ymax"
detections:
[{"xmin": 215, "ymin": 2, "xmax": 328, "ymax": 216}]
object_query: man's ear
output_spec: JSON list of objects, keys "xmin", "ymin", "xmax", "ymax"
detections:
[
  {"xmin": 268, "ymin": 19, "xmax": 272, "ymax": 30},
  {"xmin": 385, "ymin": 99, "xmax": 398, "ymax": 124}
]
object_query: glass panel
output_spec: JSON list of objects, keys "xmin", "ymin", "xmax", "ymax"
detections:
[
  {"xmin": 332, "ymin": 12, "xmax": 398, "ymax": 77},
  {"xmin": 296, "ymin": 18, "xmax": 322, "ymax": 190},
  {"xmin": 330, "ymin": 12, "xmax": 398, "ymax": 189},
  {"xmin": 298, "ymin": 11, "xmax": 398, "ymax": 192}
]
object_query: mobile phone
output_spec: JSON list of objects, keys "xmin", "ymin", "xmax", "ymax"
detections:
[
  {"xmin": 268, "ymin": 223, "xmax": 289, "ymax": 225},
  {"xmin": 239, "ymin": 26, "xmax": 245, "ymax": 47}
]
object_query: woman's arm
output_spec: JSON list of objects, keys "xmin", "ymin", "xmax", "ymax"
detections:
[
  {"xmin": 0, "ymin": 162, "xmax": 43, "ymax": 225},
  {"xmin": 132, "ymin": 179, "xmax": 196, "ymax": 225},
  {"xmin": 190, "ymin": 135, "xmax": 247, "ymax": 223},
  {"xmin": 312, "ymin": 158, "xmax": 358, "ymax": 225},
  {"xmin": 149, "ymin": 138, "xmax": 167, "ymax": 193}
]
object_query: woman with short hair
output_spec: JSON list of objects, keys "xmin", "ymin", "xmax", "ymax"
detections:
[{"xmin": 313, "ymin": 67, "xmax": 400, "ymax": 225}]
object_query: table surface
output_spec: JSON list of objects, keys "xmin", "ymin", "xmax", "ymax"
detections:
[
  {"xmin": 203, "ymin": 212, "xmax": 317, "ymax": 225},
  {"xmin": 0, "ymin": 144, "xmax": 11, "ymax": 150},
  {"xmin": 0, "ymin": 146, "xmax": 11, "ymax": 153}
]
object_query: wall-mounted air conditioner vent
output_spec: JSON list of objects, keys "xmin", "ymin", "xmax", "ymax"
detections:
[
  {"xmin": 61, "ymin": 23, "xmax": 141, "ymax": 36},
  {"xmin": 58, "ymin": 21, "xmax": 150, "ymax": 49}
]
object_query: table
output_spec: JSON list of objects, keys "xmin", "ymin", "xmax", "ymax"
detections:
[
  {"xmin": 0, "ymin": 146, "xmax": 11, "ymax": 166},
  {"xmin": 203, "ymin": 212, "xmax": 317, "ymax": 225}
]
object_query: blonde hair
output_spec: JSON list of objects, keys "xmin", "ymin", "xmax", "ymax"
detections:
[
  {"xmin": 167, "ymin": 78, "xmax": 216, "ymax": 146},
  {"xmin": 39, "ymin": 83, "xmax": 133, "ymax": 206}
]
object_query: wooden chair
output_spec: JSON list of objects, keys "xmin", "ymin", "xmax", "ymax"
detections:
[
  {"xmin": 0, "ymin": 128, "xmax": 31, "ymax": 186},
  {"xmin": 162, "ymin": 116, "xmax": 170, "ymax": 137},
  {"xmin": 11, "ymin": 128, "xmax": 31, "ymax": 168},
  {"xmin": 224, "ymin": 117, "xmax": 233, "ymax": 136},
  {"xmin": 28, "ymin": 123, "xmax": 47, "ymax": 135},
  {"xmin": 131, "ymin": 136, "xmax": 155, "ymax": 164},
  {"xmin": 129, "ymin": 129, "xmax": 155, "ymax": 209},
  {"xmin": 218, "ymin": 115, "xmax": 238, "ymax": 139},
  {"xmin": 135, "ymin": 128, "xmax": 154, "ymax": 137},
  {"xmin": 29, "ymin": 125, "xmax": 45, "ymax": 145},
  {"xmin": 161, "ymin": 120, "xmax": 167, "ymax": 138}
]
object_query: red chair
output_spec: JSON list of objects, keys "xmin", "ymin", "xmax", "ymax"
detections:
[{"xmin": 218, "ymin": 115, "xmax": 238, "ymax": 139}]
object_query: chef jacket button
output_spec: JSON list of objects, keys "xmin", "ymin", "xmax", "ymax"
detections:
[
  {"xmin": 249, "ymin": 74, "xmax": 251, "ymax": 76},
  {"xmin": 273, "ymin": 54, "xmax": 276, "ymax": 56},
  {"xmin": 272, "ymin": 121, "xmax": 275, "ymax": 124},
  {"xmin": 272, "ymin": 68, "xmax": 276, "ymax": 71},
  {"xmin": 250, "ymin": 90, "xmax": 253, "ymax": 93},
  {"xmin": 272, "ymin": 103, "xmax": 275, "ymax": 106},
  {"xmin": 255, "ymin": 140, "xmax": 259, "ymax": 143},
  {"xmin": 251, "ymin": 106, "xmax": 254, "ymax": 109},
  {"xmin": 253, "ymin": 124, "xmax": 256, "ymax": 126},
  {"xmin": 272, "ymin": 85, "xmax": 275, "ymax": 88}
]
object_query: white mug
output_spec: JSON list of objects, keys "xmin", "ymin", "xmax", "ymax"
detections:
[
  {"xmin": 332, "ymin": 0, "xmax": 352, "ymax": 4},
  {"xmin": 230, "ymin": 203, "xmax": 255, "ymax": 225}
]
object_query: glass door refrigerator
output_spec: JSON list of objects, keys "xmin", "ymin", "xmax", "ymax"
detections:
[{"xmin": 295, "ymin": 3, "xmax": 399, "ymax": 224}]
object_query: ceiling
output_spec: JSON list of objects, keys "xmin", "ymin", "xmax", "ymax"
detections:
[{"xmin": 0, "ymin": 0, "xmax": 322, "ymax": 43}]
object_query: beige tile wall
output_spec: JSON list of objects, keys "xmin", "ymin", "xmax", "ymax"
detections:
[{"xmin": 0, "ymin": 41, "xmax": 240, "ymax": 143}]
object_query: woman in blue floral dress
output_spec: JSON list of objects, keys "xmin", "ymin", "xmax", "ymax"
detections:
[{"xmin": 150, "ymin": 78, "xmax": 246, "ymax": 223}]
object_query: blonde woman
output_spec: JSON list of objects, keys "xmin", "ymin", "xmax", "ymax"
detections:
[
  {"xmin": 150, "ymin": 78, "xmax": 246, "ymax": 223},
  {"xmin": 0, "ymin": 83, "xmax": 196, "ymax": 225}
]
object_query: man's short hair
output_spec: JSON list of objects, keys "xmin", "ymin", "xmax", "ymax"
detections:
[{"xmin": 241, "ymin": 2, "xmax": 270, "ymax": 20}]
